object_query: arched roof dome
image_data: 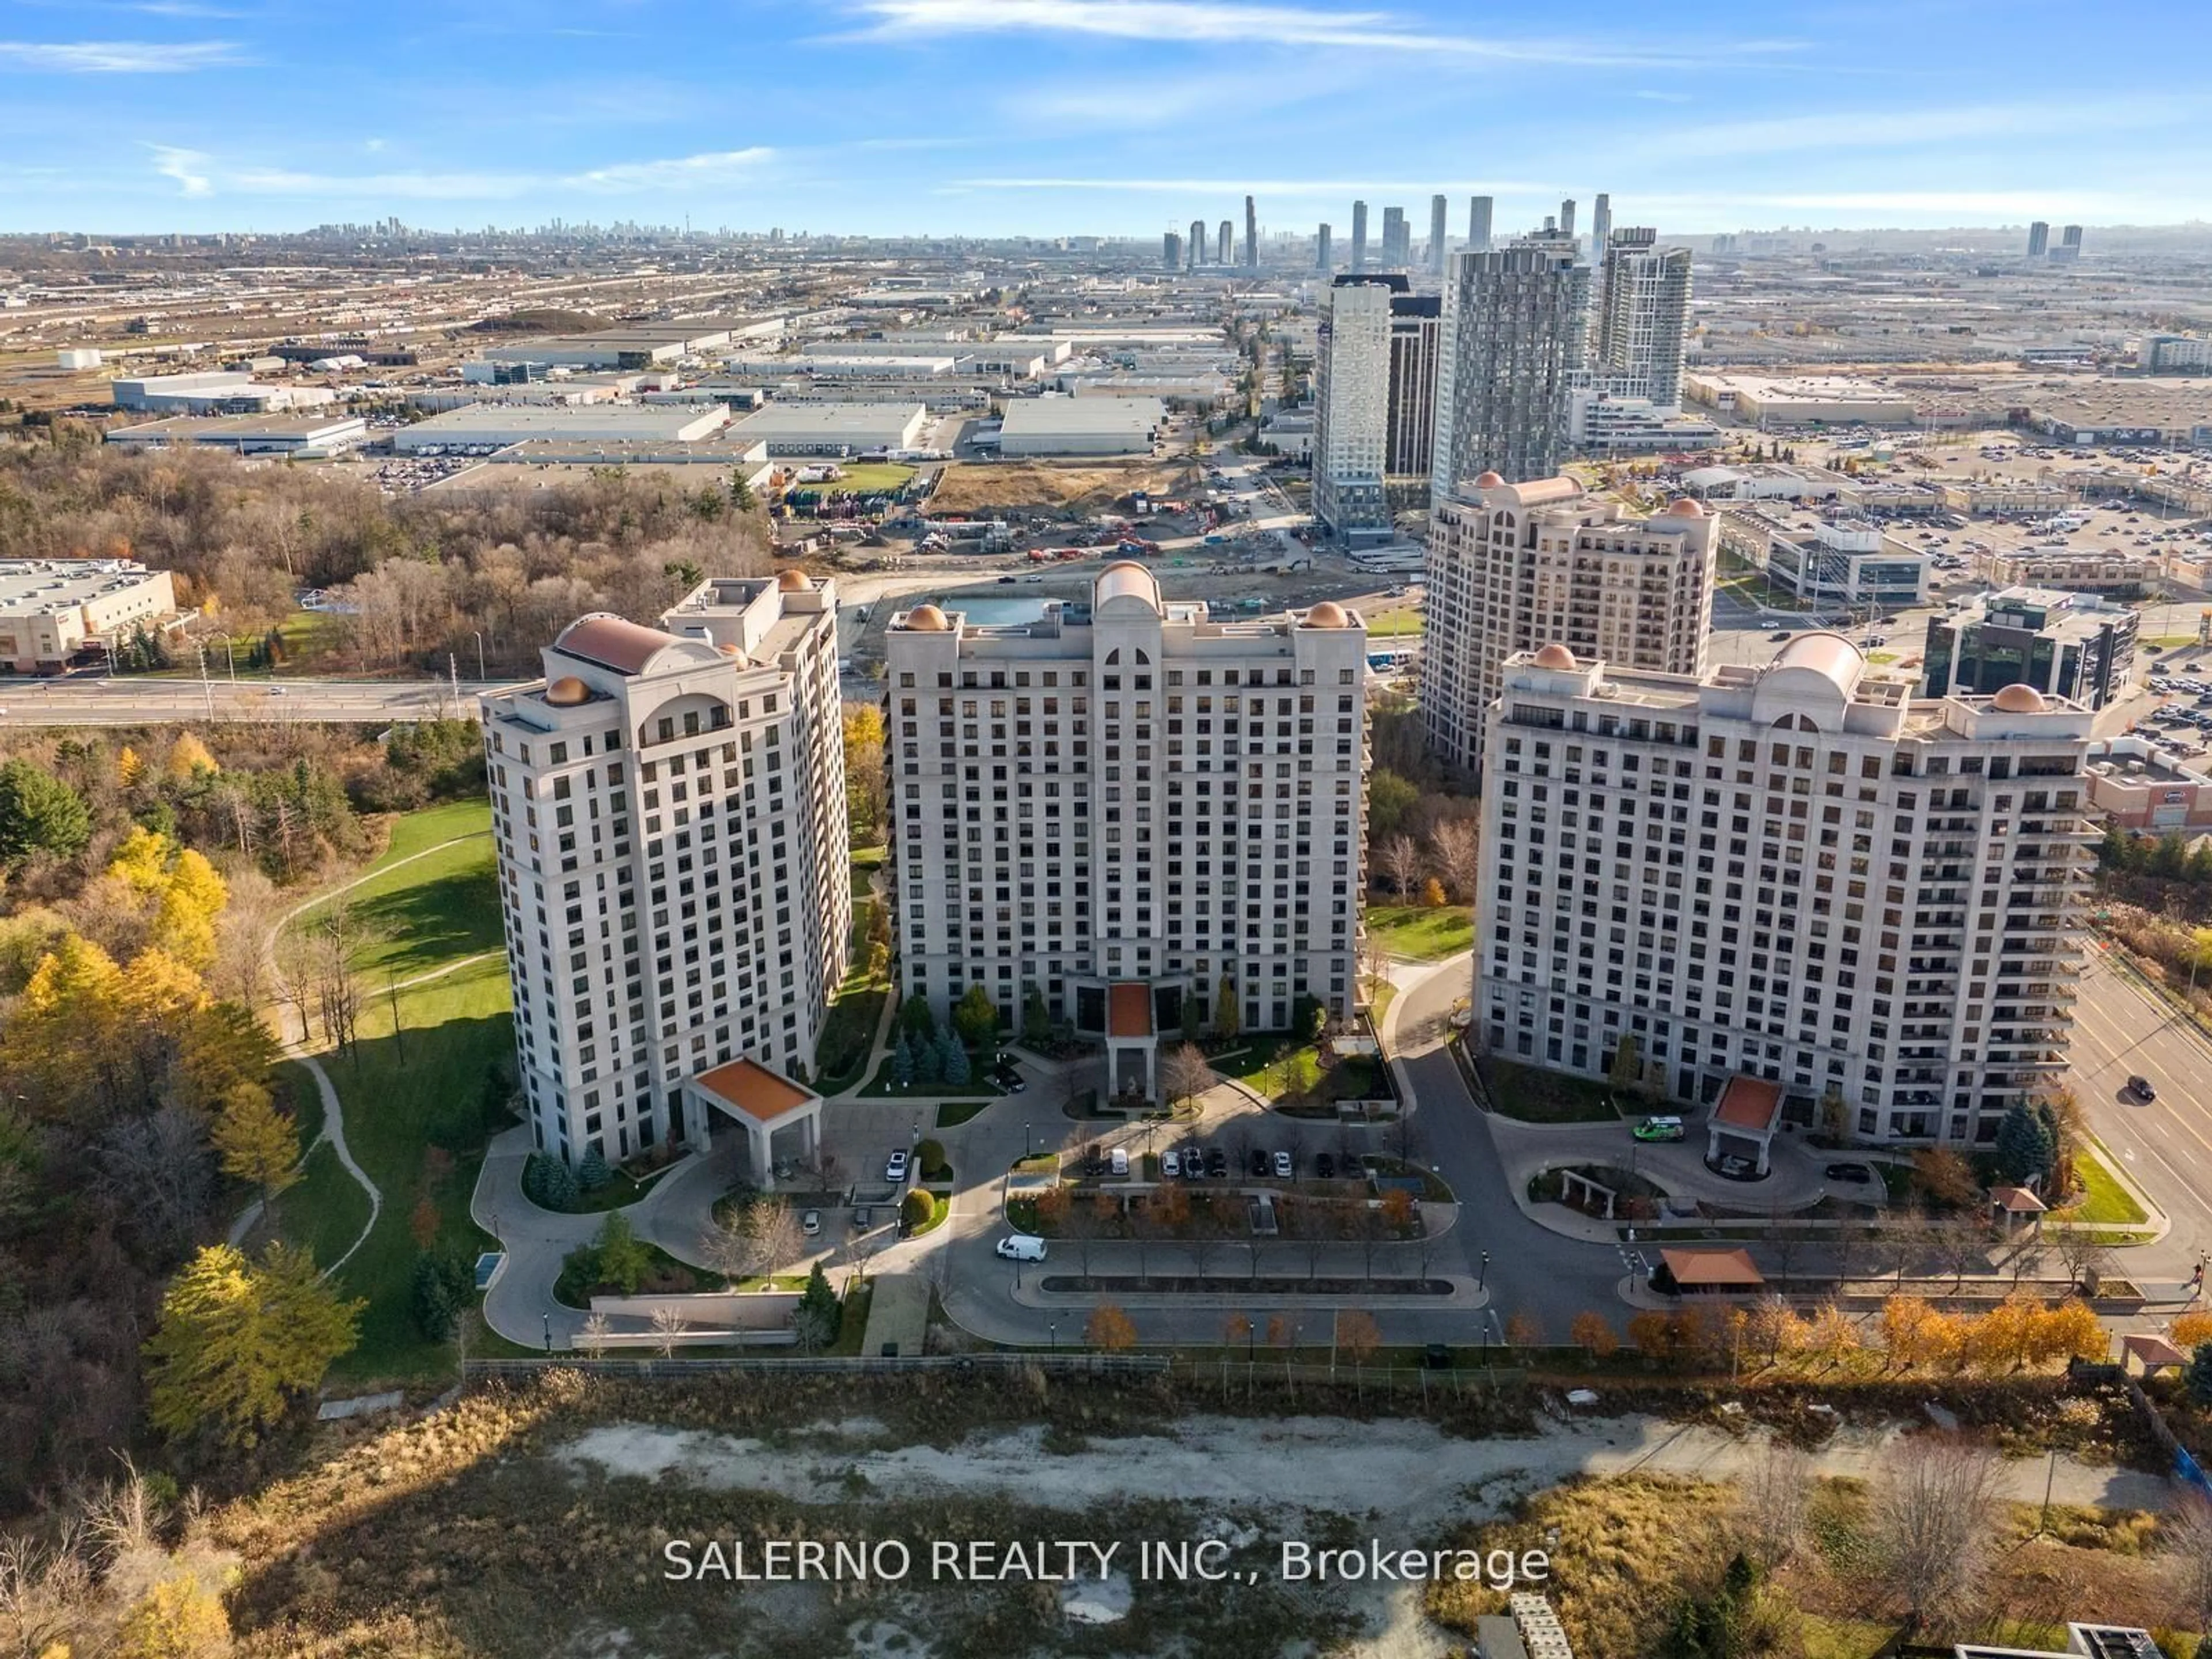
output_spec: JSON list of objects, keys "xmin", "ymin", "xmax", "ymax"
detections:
[
  {"xmin": 903, "ymin": 604, "xmax": 950, "ymax": 632},
  {"xmin": 1661, "ymin": 496, "xmax": 1705, "ymax": 517},
  {"xmin": 553, "ymin": 612, "xmax": 691, "ymax": 676},
  {"xmin": 1095, "ymin": 560, "xmax": 1161, "ymax": 611},
  {"xmin": 1767, "ymin": 631, "xmax": 1865, "ymax": 697},
  {"xmin": 1991, "ymin": 682, "xmax": 2048, "ymax": 713},
  {"xmin": 717, "ymin": 643, "xmax": 749, "ymax": 664},
  {"xmin": 1475, "ymin": 470, "xmax": 1505, "ymax": 488},
  {"xmin": 1532, "ymin": 643, "xmax": 1575, "ymax": 669},
  {"xmin": 545, "ymin": 676, "xmax": 591, "ymax": 706},
  {"xmin": 776, "ymin": 568, "xmax": 813, "ymax": 592},
  {"xmin": 1304, "ymin": 601, "xmax": 1350, "ymax": 628}
]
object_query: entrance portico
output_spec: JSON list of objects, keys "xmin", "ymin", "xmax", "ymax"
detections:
[
  {"xmin": 1107, "ymin": 982, "xmax": 1157, "ymax": 1100},
  {"xmin": 684, "ymin": 1058, "xmax": 823, "ymax": 1192}
]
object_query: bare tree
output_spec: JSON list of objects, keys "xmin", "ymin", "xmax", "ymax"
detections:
[
  {"xmin": 1734, "ymin": 1440, "xmax": 1813, "ymax": 1570},
  {"xmin": 789, "ymin": 1302, "xmax": 835, "ymax": 1354},
  {"xmin": 1187, "ymin": 1209, "xmax": 1225, "ymax": 1285},
  {"xmin": 269, "ymin": 926, "xmax": 321, "ymax": 1046},
  {"xmin": 578, "ymin": 1311, "xmax": 612, "ymax": 1357},
  {"xmin": 1428, "ymin": 818, "xmax": 1480, "ymax": 903},
  {"xmin": 745, "ymin": 1200, "xmax": 801, "ymax": 1280},
  {"xmin": 1377, "ymin": 833, "xmax": 1419, "ymax": 901},
  {"xmin": 2053, "ymin": 1228, "xmax": 2114, "ymax": 1296},
  {"xmin": 1872, "ymin": 1438, "xmax": 2001, "ymax": 1637},
  {"xmin": 698, "ymin": 1209, "xmax": 756, "ymax": 1282},
  {"xmin": 1161, "ymin": 1042, "xmax": 1216, "ymax": 1116},
  {"xmin": 1931, "ymin": 1213, "xmax": 1992, "ymax": 1291},
  {"xmin": 650, "ymin": 1306, "xmax": 688, "ymax": 1358},
  {"xmin": 2163, "ymin": 1495, "xmax": 2212, "ymax": 1638}
]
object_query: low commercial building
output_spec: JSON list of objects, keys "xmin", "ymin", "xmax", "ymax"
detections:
[
  {"xmin": 998, "ymin": 396, "xmax": 1164, "ymax": 457},
  {"xmin": 725, "ymin": 402, "xmax": 928, "ymax": 457},
  {"xmin": 1680, "ymin": 464, "xmax": 1847, "ymax": 504},
  {"xmin": 1683, "ymin": 373, "xmax": 1919, "ymax": 427},
  {"xmin": 108, "ymin": 372, "xmax": 334, "ymax": 415},
  {"xmin": 1986, "ymin": 547, "xmax": 2156, "ymax": 595},
  {"xmin": 725, "ymin": 354, "xmax": 960, "ymax": 380},
  {"xmin": 391, "ymin": 404, "xmax": 732, "ymax": 453},
  {"xmin": 104, "ymin": 412, "xmax": 369, "ymax": 459},
  {"xmin": 1566, "ymin": 389, "xmax": 1720, "ymax": 454},
  {"xmin": 1475, "ymin": 637, "xmax": 2096, "ymax": 1147},
  {"xmin": 0, "ymin": 559, "xmax": 178, "ymax": 673},
  {"xmin": 2085, "ymin": 738, "xmax": 2212, "ymax": 831},
  {"xmin": 1922, "ymin": 586, "xmax": 2137, "ymax": 711},
  {"xmin": 2024, "ymin": 381, "xmax": 2212, "ymax": 446},
  {"xmin": 1940, "ymin": 480, "xmax": 2071, "ymax": 518},
  {"xmin": 1760, "ymin": 517, "xmax": 1929, "ymax": 608}
]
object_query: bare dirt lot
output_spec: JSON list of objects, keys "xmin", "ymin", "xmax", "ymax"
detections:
[{"xmin": 926, "ymin": 458, "xmax": 1199, "ymax": 516}]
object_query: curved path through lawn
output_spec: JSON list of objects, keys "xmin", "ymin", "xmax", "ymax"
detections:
[{"xmin": 229, "ymin": 828, "xmax": 490, "ymax": 1275}]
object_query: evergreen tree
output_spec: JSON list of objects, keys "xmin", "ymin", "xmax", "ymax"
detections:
[
  {"xmin": 890, "ymin": 1031, "xmax": 915, "ymax": 1088},
  {"xmin": 411, "ymin": 1245, "xmax": 475, "ymax": 1341},
  {"xmin": 1021, "ymin": 986, "xmax": 1051, "ymax": 1047},
  {"xmin": 1993, "ymin": 1100, "xmax": 2057, "ymax": 1185},
  {"xmin": 2190, "ymin": 1340, "xmax": 2212, "ymax": 1407},
  {"xmin": 0, "ymin": 757, "xmax": 93, "ymax": 865},
  {"xmin": 142, "ymin": 1241, "xmax": 363, "ymax": 1445},
  {"xmin": 943, "ymin": 1033, "xmax": 971, "ymax": 1086},
  {"xmin": 575, "ymin": 1147, "xmax": 613, "ymax": 1191},
  {"xmin": 913, "ymin": 1028, "xmax": 942, "ymax": 1085}
]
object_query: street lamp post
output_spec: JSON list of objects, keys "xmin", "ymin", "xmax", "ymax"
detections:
[
  {"xmin": 1478, "ymin": 1250, "xmax": 1490, "ymax": 1292},
  {"xmin": 541, "ymin": 1312, "xmax": 551, "ymax": 1353},
  {"xmin": 1049, "ymin": 1320, "xmax": 1058, "ymax": 1350},
  {"xmin": 1025, "ymin": 1120, "xmax": 1032, "ymax": 1157},
  {"xmin": 473, "ymin": 630, "xmax": 486, "ymax": 680}
]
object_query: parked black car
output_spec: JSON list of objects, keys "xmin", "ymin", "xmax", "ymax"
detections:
[
  {"xmin": 1824, "ymin": 1162, "xmax": 1873, "ymax": 1184},
  {"xmin": 1249, "ymin": 1149, "xmax": 1271, "ymax": 1177},
  {"xmin": 1205, "ymin": 1146, "xmax": 1229, "ymax": 1177},
  {"xmin": 1315, "ymin": 1153, "xmax": 1336, "ymax": 1179}
]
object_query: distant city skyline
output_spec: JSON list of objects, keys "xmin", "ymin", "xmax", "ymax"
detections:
[{"xmin": 0, "ymin": 0, "xmax": 2204, "ymax": 233}]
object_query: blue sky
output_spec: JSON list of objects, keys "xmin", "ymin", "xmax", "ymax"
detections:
[{"xmin": 0, "ymin": 0, "xmax": 2203, "ymax": 236}]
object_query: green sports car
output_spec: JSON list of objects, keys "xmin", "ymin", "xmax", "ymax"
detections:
[{"xmin": 1632, "ymin": 1115, "xmax": 1685, "ymax": 1143}]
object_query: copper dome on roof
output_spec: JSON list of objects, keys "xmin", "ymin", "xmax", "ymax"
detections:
[
  {"xmin": 717, "ymin": 643, "xmax": 749, "ymax": 664},
  {"xmin": 1475, "ymin": 470, "xmax": 1505, "ymax": 488},
  {"xmin": 544, "ymin": 676, "xmax": 592, "ymax": 706},
  {"xmin": 903, "ymin": 604, "xmax": 950, "ymax": 631},
  {"xmin": 1991, "ymin": 682, "xmax": 2048, "ymax": 713},
  {"xmin": 1661, "ymin": 496, "xmax": 1706, "ymax": 517},
  {"xmin": 1303, "ymin": 601, "xmax": 1351, "ymax": 628},
  {"xmin": 1532, "ymin": 643, "xmax": 1575, "ymax": 669},
  {"xmin": 776, "ymin": 568, "xmax": 813, "ymax": 592}
]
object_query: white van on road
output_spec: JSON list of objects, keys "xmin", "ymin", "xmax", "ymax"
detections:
[{"xmin": 995, "ymin": 1234, "xmax": 1047, "ymax": 1262}]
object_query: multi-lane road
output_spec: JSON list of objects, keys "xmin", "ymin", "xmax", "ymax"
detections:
[{"xmin": 0, "ymin": 676, "xmax": 512, "ymax": 726}]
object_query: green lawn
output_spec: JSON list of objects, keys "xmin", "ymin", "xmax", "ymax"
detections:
[
  {"xmin": 1365, "ymin": 611, "xmax": 1425, "ymax": 639},
  {"xmin": 935, "ymin": 1097, "xmax": 994, "ymax": 1128},
  {"xmin": 2057, "ymin": 1141, "xmax": 2151, "ymax": 1227},
  {"xmin": 1365, "ymin": 904, "xmax": 1475, "ymax": 960},
  {"xmin": 1481, "ymin": 1056, "xmax": 1627, "ymax": 1124},
  {"xmin": 270, "ymin": 799, "xmax": 528, "ymax": 1381},
  {"xmin": 783, "ymin": 463, "xmax": 915, "ymax": 497}
]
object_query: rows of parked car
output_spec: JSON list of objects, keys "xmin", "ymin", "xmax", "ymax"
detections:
[{"xmin": 1075, "ymin": 1141, "xmax": 1353, "ymax": 1182}]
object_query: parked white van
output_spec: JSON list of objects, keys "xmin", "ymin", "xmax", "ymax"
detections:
[
  {"xmin": 1109, "ymin": 1147, "xmax": 1130, "ymax": 1176},
  {"xmin": 995, "ymin": 1234, "xmax": 1047, "ymax": 1262}
]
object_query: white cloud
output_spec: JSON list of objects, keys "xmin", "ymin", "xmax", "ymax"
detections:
[
  {"xmin": 566, "ymin": 146, "xmax": 775, "ymax": 191},
  {"xmin": 842, "ymin": 0, "xmax": 1796, "ymax": 67},
  {"xmin": 0, "ymin": 39, "xmax": 244, "ymax": 71},
  {"xmin": 1664, "ymin": 99, "xmax": 2199, "ymax": 160},
  {"xmin": 147, "ymin": 142, "xmax": 211, "ymax": 195}
]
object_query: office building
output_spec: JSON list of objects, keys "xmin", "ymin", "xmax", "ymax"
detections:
[
  {"xmin": 1351, "ymin": 201, "xmax": 1369, "ymax": 271},
  {"xmin": 1387, "ymin": 291, "xmax": 1442, "ymax": 479},
  {"xmin": 1589, "ymin": 194, "xmax": 1612, "ymax": 262},
  {"xmin": 479, "ymin": 573, "xmax": 851, "ymax": 1169},
  {"xmin": 1474, "ymin": 635, "xmax": 2096, "ymax": 1148},
  {"xmin": 1759, "ymin": 516, "xmax": 1929, "ymax": 609},
  {"xmin": 1430, "ymin": 243, "xmax": 1590, "ymax": 497},
  {"xmin": 1216, "ymin": 220, "xmax": 1233, "ymax": 265},
  {"xmin": 1429, "ymin": 195, "xmax": 1449, "ymax": 275},
  {"xmin": 0, "ymin": 559, "xmax": 177, "ymax": 673},
  {"xmin": 1310, "ymin": 277, "xmax": 1395, "ymax": 541},
  {"xmin": 1594, "ymin": 229, "xmax": 1694, "ymax": 410},
  {"xmin": 1381, "ymin": 206, "xmax": 1408, "ymax": 267},
  {"xmin": 2061, "ymin": 224, "xmax": 2084, "ymax": 257},
  {"xmin": 1244, "ymin": 195, "xmax": 1259, "ymax": 270},
  {"xmin": 1162, "ymin": 230, "xmax": 1183, "ymax": 271},
  {"xmin": 2027, "ymin": 221, "xmax": 2051, "ymax": 258},
  {"xmin": 1189, "ymin": 219, "xmax": 1206, "ymax": 270},
  {"xmin": 1316, "ymin": 223, "xmax": 1332, "ymax": 271},
  {"xmin": 1419, "ymin": 477, "xmax": 1714, "ymax": 771},
  {"xmin": 1468, "ymin": 195, "xmax": 1493, "ymax": 253},
  {"xmin": 1922, "ymin": 586, "xmax": 2137, "ymax": 711},
  {"xmin": 1558, "ymin": 198, "xmax": 1577, "ymax": 244},
  {"xmin": 882, "ymin": 569, "xmax": 1371, "ymax": 1086},
  {"xmin": 2138, "ymin": 334, "xmax": 2212, "ymax": 373}
]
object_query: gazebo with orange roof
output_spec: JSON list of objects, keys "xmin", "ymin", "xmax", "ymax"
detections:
[
  {"xmin": 1105, "ymin": 982, "xmax": 1158, "ymax": 1101},
  {"xmin": 682, "ymin": 1057, "xmax": 823, "ymax": 1191}
]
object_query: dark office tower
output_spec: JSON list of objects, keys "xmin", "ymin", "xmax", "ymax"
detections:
[
  {"xmin": 1429, "ymin": 194, "xmax": 1449, "ymax": 274},
  {"xmin": 1244, "ymin": 195, "xmax": 1259, "ymax": 268},
  {"xmin": 1388, "ymin": 289, "xmax": 1442, "ymax": 477},
  {"xmin": 1381, "ymin": 206, "xmax": 1407, "ymax": 266},
  {"xmin": 1351, "ymin": 200, "xmax": 1370, "ymax": 271},
  {"xmin": 1590, "ymin": 194, "xmax": 1612, "ymax": 260},
  {"xmin": 1596, "ymin": 228, "xmax": 1693, "ymax": 410},
  {"xmin": 1559, "ymin": 198, "xmax": 1577, "ymax": 243},
  {"xmin": 1468, "ymin": 195, "xmax": 1493, "ymax": 252},
  {"xmin": 1189, "ymin": 218, "xmax": 1205, "ymax": 268},
  {"xmin": 1218, "ymin": 219, "xmax": 1234, "ymax": 264},
  {"xmin": 1316, "ymin": 223, "xmax": 1332, "ymax": 270},
  {"xmin": 2026, "ymin": 221, "xmax": 2050, "ymax": 257},
  {"xmin": 1163, "ymin": 230, "xmax": 1183, "ymax": 270},
  {"xmin": 1430, "ymin": 243, "xmax": 1590, "ymax": 497},
  {"xmin": 2062, "ymin": 224, "xmax": 2083, "ymax": 251}
]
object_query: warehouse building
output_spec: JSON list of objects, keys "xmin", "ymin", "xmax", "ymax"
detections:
[
  {"xmin": 0, "ymin": 559, "xmax": 179, "ymax": 673},
  {"xmin": 1683, "ymin": 373, "xmax": 1919, "ymax": 427},
  {"xmin": 999, "ymin": 396, "xmax": 1164, "ymax": 457},
  {"xmin": 725, "ymin": 403, "xmax": 929, "ymax": 457},
  {"xmin": 105, "ymin": 412, "xmax": 369, "ymax": 459},
  {"xmin": 108, "ymin": 372, "xmax": 335, "ymax": 415},
  {"xmin": 392, "ymin": 404, "xmax": 733, "ymax": 454}
]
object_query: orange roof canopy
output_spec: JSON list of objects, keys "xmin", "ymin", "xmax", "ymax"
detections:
[
  {"xmin": 1108, "ymin": 982, "xmax": 1154, "ymax": 1038},
  {"xmin": 691, "ymin": 1057, "xmax": 815, "ymax": 1122}
]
